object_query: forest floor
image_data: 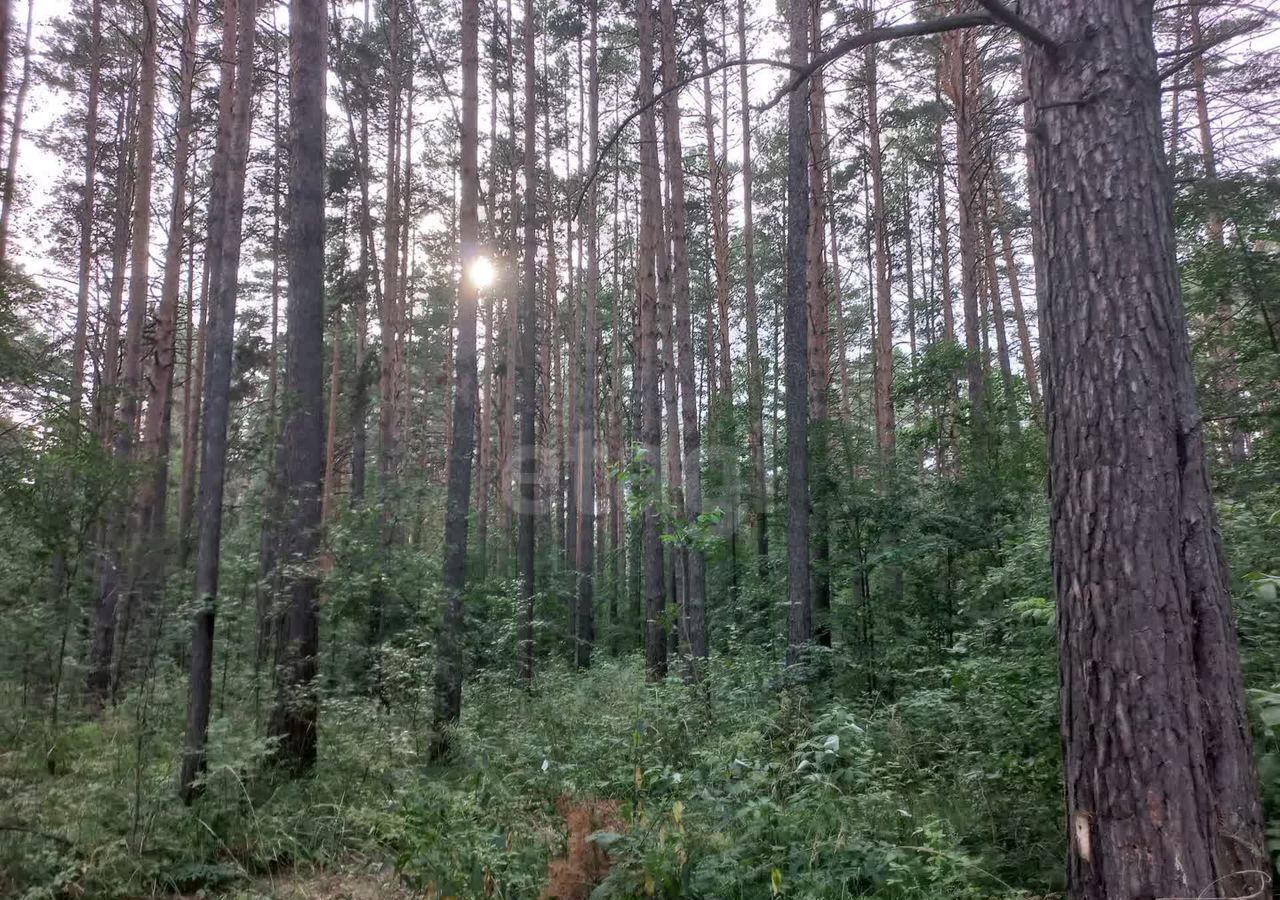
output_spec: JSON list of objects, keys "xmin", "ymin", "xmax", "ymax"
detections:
[{"xmin": 0, "ymin": 638, "xmax": 1080, "ymax": 899}]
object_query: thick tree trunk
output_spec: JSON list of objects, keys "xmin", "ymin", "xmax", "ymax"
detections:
[
  {"xmin": 1021, "ymin": 2, "xmax": 1270, "ymax": 897},
  {"xmin": 783, "ymin": 0, "xmax": 811, "ymax": 663},
  {"xmin": 179, "ymin": 0, "xmax": 257, "ymax": 802},
  {"xmin": 269, "ymin": 0, "xmax": 326, "ymax": 775}
]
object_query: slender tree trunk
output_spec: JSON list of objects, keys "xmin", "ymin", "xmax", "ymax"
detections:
[
  {"xmin": 1021, "ymin": 2, "xmax": 1270, "ymax": 896},
  {"xmin": 784, "ymin": 0, "xmax": 811, "ymax": 663},
  {"xmin": 807, "ymin": 5, "xmax": 831, "ymax": 647},
  {"xmin": 94, "ymin": 0, "xmax": 159, "ymax": 698},
  {"xmin": 178, "ymin": 243, "xmax": 210, "ymax": 564},
  {"xmin": 943, "ymin": 27, "xmax": 987, "ymax": 451},
  {"xmin": 433, "ymin": 0, "xmax": 479, "ymax": 749},
  {"xmin": 70, "ymin": 0, "xmax": 103, "ymax": 421},
  {"xmin": 637, "ymin": 0, "xmax": 666, "ymax": 679},
  {"xmin": 736, "ymin": 0, "xmax": 767, "ymax": 575},
  {"xmin": 134, "ymin": 0, "xmax": 200, "ymax": 587},
  {"xmin": 659, "ymin": 0, "xmax": 705, "ymax": 666},
  {"xmin": 0, "ymin": 0, "xmax": 33, "ymax": 266},
  {"xmin": 515, "ymin": 0, "xmax": 538, "ymax": 685},
  {"xmin": 179, "ymin": 0, "xmax": 257, "ymax": 802},
  {"xmin": 980, "ymin": 186, "xmax": 1019, "ymax": 435},
  {"xmin": 269, "ymin": 0, "xmax": 326, "ymax": 775},
  {"xmin": 865, "ymin": 10, "xmax": 895, "ymax": 466},
  {"xmin": 992, "ymin": 179, "xmax": 1040, "ymax": 413},
  {"xmin": 574, "ymin": 0, "xmax": 600, "ymax": 670}
]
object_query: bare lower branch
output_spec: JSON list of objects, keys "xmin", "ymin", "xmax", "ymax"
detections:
[{"xmin": 972, "ymin": 0, "xmax": 1058, "ymax": 52}]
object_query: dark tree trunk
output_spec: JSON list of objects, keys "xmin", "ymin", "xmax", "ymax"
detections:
[
  {"xmin": 1021, "ymin": 2, "xmax": 1270, "ymax": 897},
  {"xmin": 515, "ymin": 0, "xmax": 538, "ymax": 685},
  {"xmin": 179, "ymin": 0, "xmax": 257, "ymax": 802},
  {"xmin": 433, "ymin": 0, "xmax": 480, "ymax": 747},
  {"xmin": 269, "ymin": 0, "xmax": 327, "ymax": 774},
  {"xmin": 574, "ymin": 0, "xmax": 600, "ymax": 671}
]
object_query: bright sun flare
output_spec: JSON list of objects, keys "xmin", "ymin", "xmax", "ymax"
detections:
[{"xmin": 468, "ymin": 256, "xmax": 497, "ymax": 290}]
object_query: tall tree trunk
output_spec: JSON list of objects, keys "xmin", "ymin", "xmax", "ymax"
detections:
[
  {"xmin": 178, "ymin": 240, "xmax": 210, "ymax": 564},
  {"xmin": 659, "ymin": 0, "xmax": 706, "ymax": 666},
  {"xmin": 70, "ymin": 0, "xmax": 103, "ymax": 422},
  {"xmin": 574, "ymin": 0, "xmax": 600, "ymax": 670},
  {"xmin": 783, "ymin": 0, "xmax": 811, "ymax": 663},
  {"xmin": 943, "ymin": 26, "xmax": 987, "ymax": 452},
  {"xmin": 179, "ymin": 0, "xmax": 257, "ymax": 802},
  {"xmin": 991, "ymin": 178, "xmax": 1040, "ymax": 413},
  {"xmin": 515, "ymin": 0, "xmax": 538, "ymax": 685},
  {"xmin": 807, "ymin": 3, "xmax": 831, "ymax": 647},
  {"xmin": 1021, "ymin": 2, "xmax": 1270, "ymax": 897},
  {"xmin": 865, "ymin": 8, "xmax": 895, "ymax": 466},
  {"xmin": 92, "ymin": 0, "xmax": 159, "ymax": 699},
  {"xmin": 269, "ymin": 0, "xmax": 326, "ymax": 775},
  {"xmin": 134, "ymin": 0, "xmax": 200, "ymax": 584},
  {"xmin": 0, "ymin": 0, "xmax": 33, "ymax": 266},
  {"xmin": 980, "ymin": 186, "xmax": 1019, "ymax": 435},
  {"xmin": 736, "ymin": 0, "xmax": 767, "ymax": 574},
  {"xmin": 637, "ymin": 0, "xmax": 666, "ymax": 679},
  {"xmin": 433, "ymin": 0, "xmax": 479, "ymax": 750}
]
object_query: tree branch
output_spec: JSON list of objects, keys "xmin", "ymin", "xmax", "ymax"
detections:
[
  {"xmin": 972, "ymin": 0, "xmax": 1058, "ymax": 53},
  {"xmin": 571, "ymin": 56, "xmax": 802, "ymax": 219},
  {"xmin": 759, "ymin": 13, "xmax": 995, "ymax": 113}
]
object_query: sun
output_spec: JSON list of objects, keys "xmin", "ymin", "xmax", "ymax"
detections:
[{"xmin": 467, "ymin": 255, "xmax": 497, "ymax": 290}]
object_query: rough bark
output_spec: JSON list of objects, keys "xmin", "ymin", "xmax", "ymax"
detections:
[{"xmin": 1021, "ymin": 2, "xmax": 1270, "ymax": 897}]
